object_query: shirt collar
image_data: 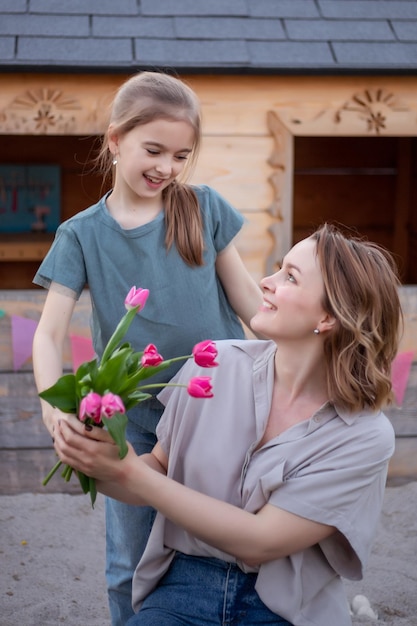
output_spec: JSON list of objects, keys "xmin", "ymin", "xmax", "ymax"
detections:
[
  {"xmin": 333, "ymin": 403, "xmax": 380, "ymax": 424},
  {"xmin": 230, "ymin": 339, "xmax": 276, "ymax": 367},
  {"xmin": 230, "ymin": 340, "xmax": 379, "ymax": 425}
]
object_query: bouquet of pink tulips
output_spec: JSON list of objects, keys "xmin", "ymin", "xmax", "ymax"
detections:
[{"xmin": 40, "ymin": 286, "xmax": 218, "ymax": 506}]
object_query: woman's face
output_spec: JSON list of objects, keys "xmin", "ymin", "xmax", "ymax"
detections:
[{"xmin": 251, "ymin": 237, "xmax": 328, "ymax": 341}]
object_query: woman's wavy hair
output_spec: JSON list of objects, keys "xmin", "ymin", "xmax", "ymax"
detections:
[
  {"xmin": 96, "ymin": 71, "xmax": 204, "ymax": 266},
  {"xmin": 311, "ymin": 223, "xmax": 403, "ymax": 413}
]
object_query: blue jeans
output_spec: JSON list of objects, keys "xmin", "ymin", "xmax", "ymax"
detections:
[
  {"xmin": 126, "ymin": 553, "xmax": 293, "ymax": 625},
  {"xmin": 106, "ymin": 423, "xmax": 158, "ymax": 626}
]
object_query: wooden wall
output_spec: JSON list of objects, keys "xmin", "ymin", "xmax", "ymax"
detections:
[
  {"xmin": 1, "ymin": 73, "xmax": 417, "ymax": 490},
  {"xmin": 1, "ymin": 73, "xmax": 417, "ymax": 288}
]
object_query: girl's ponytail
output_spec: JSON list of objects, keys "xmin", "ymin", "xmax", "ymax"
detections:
[{"xmin": 163, "ymin": 181, "xmax": 204, "ymax": 266}]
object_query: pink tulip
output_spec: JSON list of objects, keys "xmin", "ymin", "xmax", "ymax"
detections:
[
  {"xmin": 187, "ymin": 376, "xmax": 213, "ymax": 398},
  {"xmin": 141, "ymin": 344, "xmax": 164, "ymax": 367},
  {"xmin": 79, "ymin": 392, "xmax": 102, "ymax": 424},
  {"xmin": 100, "ymin": 393, "xmax": 126, "ymax": 419},
  {"xmin": 192, "ymin": 340, "xmax": 219, "ymax": 368},
  {"xmin": 124, "ymin": 286, "xmax": 149, "ymax": 311}
]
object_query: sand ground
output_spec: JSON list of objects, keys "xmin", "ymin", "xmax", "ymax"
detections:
[{"xmin": 1, "ymin": 482, "xmax": 417, "ymax": 626}]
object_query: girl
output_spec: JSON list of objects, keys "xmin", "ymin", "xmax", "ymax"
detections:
[
  {"xmin": 53, "ymin": 223, "xmax": 401, "ymax": 626},
  {"xmin": 32, "ymin": 71, "xmax": 262, "ymax": 626}
]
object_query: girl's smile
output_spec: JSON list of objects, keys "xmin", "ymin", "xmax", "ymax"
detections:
[{"xmin": 143, "ymin": 174, "xmax": 167, "ymax": 190}]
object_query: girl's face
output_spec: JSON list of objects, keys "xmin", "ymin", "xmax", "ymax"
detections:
[
  {"xmin": 251, "ymin": 237, "xmax": 330, "ymax": 341},
  {"xmin": 109, "ymin": 118, "xmax": 195, "ymax": 201}
]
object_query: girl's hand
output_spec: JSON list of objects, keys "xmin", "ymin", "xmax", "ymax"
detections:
[{"xmin": 42, "ymin": 406, "xmax": 71, "ymax": 438}]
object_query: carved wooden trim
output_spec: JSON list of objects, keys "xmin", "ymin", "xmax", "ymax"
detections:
[
  {"xmin": 0, "ymin": 88, "xmax": 85, "ymax": 134},
  {"xmin": 266, "ymin": 110, "xmax": 294, "ymax": 273},
  {"xmin": 0, "ymin": 77, "xmax": 117, "ymax": 135},
  {"xmin": 334, "ymin": 88, "xmax": 410, "ymax": 135},
  {"xmin": 276, "ymin": 86, "xmax": 417, "ymax": 137}
]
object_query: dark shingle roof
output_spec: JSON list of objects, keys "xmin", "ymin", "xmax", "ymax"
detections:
[{"xmin": 0, "ymin": 0, "xmax": 416, "ymax": 73}]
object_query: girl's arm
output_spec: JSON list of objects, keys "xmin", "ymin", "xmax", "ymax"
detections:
[
  {"xmin": 54, "ymin": 418, "xmax": 335, "ymax": 567},
  {"xmin": 32, "ymin": 284, "xmax": 77, "ymax": 436},
  {"xmin": 215, "ymin": 242, "xmax": 264, "ymax": 335}
]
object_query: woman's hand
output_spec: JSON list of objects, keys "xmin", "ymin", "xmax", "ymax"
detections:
[{"xmin": 53, "ymin": 414, "xmax": 128, "ymax": 482}]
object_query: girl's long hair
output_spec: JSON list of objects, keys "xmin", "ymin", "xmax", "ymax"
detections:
[
  {"xmin": 312, "ymin": 223, "xmax": 403, "ymax": 412},
  {"xmin": 96, "ymin": 71, "xmax": 204, "ymax": 266}
]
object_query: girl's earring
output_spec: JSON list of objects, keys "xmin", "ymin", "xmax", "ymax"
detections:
[
  {"xmin": 313, "ymin": 328, "xmax": 320, "ymax": 335},
  {"xmin": 112, "ymin": 157, "xmax": 118, "ymax": 165}
]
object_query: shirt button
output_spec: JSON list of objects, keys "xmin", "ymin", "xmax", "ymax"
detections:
[{"xmin": 313, "ymin": 416, "xmax": 320, "ymax": 422}]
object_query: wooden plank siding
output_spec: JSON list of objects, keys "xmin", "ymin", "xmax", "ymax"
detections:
[
  {"xmin": 2, "ymin": 73, "xmax": 417, "ymax": 288},
  {"xmin": 0, "ymin": 289, "xmax": 92, "ymax": 494},
  {"xmin": 0, "ymin": 286, "xmax": 416, "ymax": 494}
]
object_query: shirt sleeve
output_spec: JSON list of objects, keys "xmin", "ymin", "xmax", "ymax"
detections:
[
  {"xmin": 194, "ymin": 185, "xmax": 244, "ymax": 253},
  {"xmin": 33, "ymin": 223, "xmax": 87, "ymax": 296},
  {"xmin": 266, "ymin": 417, "xmax": 395, "ymax": 579}
]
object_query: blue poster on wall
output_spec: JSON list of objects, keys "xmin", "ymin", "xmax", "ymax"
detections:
[{"xmin": 0, "ymin": 165, "xmax": 60, "ymax": 233}]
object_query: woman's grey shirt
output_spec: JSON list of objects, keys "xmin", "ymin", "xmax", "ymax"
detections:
[{"xmin": 132, "ymin": 339, "xmax": 395, "ymax": 626}]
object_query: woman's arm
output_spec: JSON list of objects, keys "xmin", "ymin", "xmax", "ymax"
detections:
[
  {"xmin": 54, "ymin": 418, "xmax": 335, "ymax": 567},
  {"xmin": 119, "ymin": 456, "xmax": 336, "ymax": 567},
  {"xmin": 32, "ymin": 284, "xmax": 77, "ymax": 435},
  {"xmin": 215, "ymin": 242, "xmax": 264, "ymax": 335}
]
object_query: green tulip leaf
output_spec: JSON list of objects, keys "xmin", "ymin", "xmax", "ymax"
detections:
[
  {"xmin": 101, "ymin": 411, "xmax": 129, "ymax": 459},
  {"xmin": 100, "ymin": 307, "xmax": 138, "ymax": 364},
  {"xmin": 88, "ymin": 476, "xmax": 97, "ymax": 508},
  {"xmin": 94, "ymin": 348, "xmax": 133, "ymax": 393},
  {"xmin": 123, "ymin": 391, "xmax": 152, "ymax": 411},
  {"xmin": 38, "ymin": 374, "xmax": 78, "ymax": 413},
  {"xmin": 76, "ymin": 470, "xmax": 92, "ymax": 494}
]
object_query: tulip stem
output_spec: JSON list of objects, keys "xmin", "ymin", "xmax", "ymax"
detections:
[
  {"xmin": 62, "ymin": 464, "xmax": 73, "ymax": 482},
  {"xmin": 162, "ymin": 355, "xmax": 192, "ymax": 364},
  {"xmin": 42, "ymin": 459, "xmax": 63, "ymax": 486},
  {"xmin": 138, "ymin": 382, "xmax": 188, "ymax": 391}
]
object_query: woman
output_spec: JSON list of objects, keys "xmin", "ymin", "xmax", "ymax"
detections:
[{"xmin": 53, "ymin": 223, "xmax": 402, "ymax": 626}]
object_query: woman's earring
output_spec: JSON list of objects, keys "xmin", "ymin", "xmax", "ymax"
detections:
[
  {"xmin": 313, "ymin": 328, "xmax": 320, "ymax": 335},
  {"xmin": 112, "ymin": 157, "xmax": 118, "ymax": 165}
]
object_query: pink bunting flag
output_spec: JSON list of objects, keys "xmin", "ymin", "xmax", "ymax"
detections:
[
  {"xmin": 11, "ymin": 315, "xmax": 38, "ymax": 371},
  {"xmin": 70, "ymin": 334, "xmax": 95, "ymax": 372},
  {"xmin": 391, "ymin": 350, "xmax": 414, "ymax": 406}
]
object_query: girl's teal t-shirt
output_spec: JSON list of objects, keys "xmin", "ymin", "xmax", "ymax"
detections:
[{"xmin": 33, "ymin": 185, "xmax": 246, "ymax": 431}]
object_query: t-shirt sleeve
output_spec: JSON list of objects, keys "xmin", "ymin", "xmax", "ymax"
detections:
[
  {"xmin": 33, "ymin": 223, "xmax": 87, "ymax": 297},
  {"xmin": 266, "ymin": 418, "xmax": 395, "ymax": 579},
  {"xmin": 194, "ymin": 185, "xmax": 244, "ymax": 253}
]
